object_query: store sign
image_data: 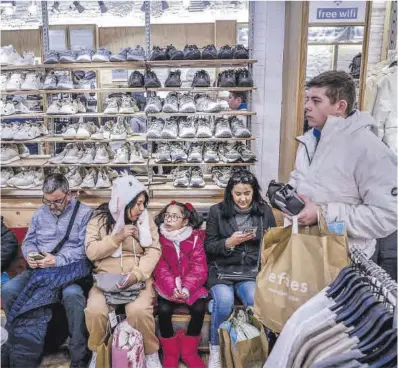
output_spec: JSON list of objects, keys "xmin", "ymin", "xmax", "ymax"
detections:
[{"xmin": 309, "ymin": 1, "xmax": 366, "ymax": 23}]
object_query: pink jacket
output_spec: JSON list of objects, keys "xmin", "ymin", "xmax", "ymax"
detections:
[{"xmin": 153, "ymin": 229, "xmax": 208, "ymax": 306}]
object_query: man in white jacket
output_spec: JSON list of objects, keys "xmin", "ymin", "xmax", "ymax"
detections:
[{"xmin": 289, "ymin": 71, "xmax": 397, "ymax": 258}]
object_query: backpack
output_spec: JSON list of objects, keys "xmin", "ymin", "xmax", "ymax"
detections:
[
  {"xmin": 112, "ymin": 320, "xmax": 146, "ymax": 368},
  {"xmin": 349, "ymin": 53, "xmax": 362, "ymax": 78}
]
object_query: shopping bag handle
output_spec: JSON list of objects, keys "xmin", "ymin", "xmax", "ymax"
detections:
[
  {"xmin": 292, "ymin": 210, "xmax": 334, "ymax": 235},
  {"xmin": 292, "ymin": 216, "xmax": 299, "ymax": 234}
]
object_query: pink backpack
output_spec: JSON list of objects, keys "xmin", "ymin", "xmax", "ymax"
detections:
[{"xmin": 112, "ymin": 320, "xmax": 146, "ymax": 368}]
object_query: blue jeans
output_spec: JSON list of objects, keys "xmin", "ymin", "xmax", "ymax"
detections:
[
  {"xmin": 209, "ymin": 281, "xmax": 256, "ymax": 345},
  {"xmin": 1, "ymin": 270, "xmax": 89, "ymax": 363}
]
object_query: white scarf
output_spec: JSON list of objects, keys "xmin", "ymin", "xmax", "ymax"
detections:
[{"xmin": 160, "ymin": 224, "xmax": 193, "ymax": 243}]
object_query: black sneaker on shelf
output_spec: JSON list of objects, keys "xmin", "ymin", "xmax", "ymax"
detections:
[
  {"xmin": 192, "ymin": 70, "xmax": 210, "ymax": 87},
  {"xmin": 184, "ymin": 45, "xmax": 201, "ymax": 60},
  {"xmin": 128, "ymin": 71, "xmax": 145, "ymax": 88},
  {"xmin": 236, "ymin": 68, "xmax": 253, "ymax": 87},
  {"xmin": 217, "ymin": 69, "xmax": 236, "ymax": 87},
  {"xmin": 166, "ymin": 45, "xmax": 184, "ymax": 60},
  {"xmin": 165, "ymin": 70, "xmax": 182, "ymax": 88},
  {"xmin": 150, "ymin": 46, "xmax": 167, "ymax": 61},
  {"xmin": 144, "ymin": 70, "xmax": 162, "ymax": 88},
  {"xmin": 202, "ymin": 44, "xmax": 218, "ymax": 60},
  {"xmin": 233, "ymin": 44, "xmax": 249, "ymax": 59},
  {"xmin": 218, "ymin": 45, "xmax": 233, "ymax": 59}
]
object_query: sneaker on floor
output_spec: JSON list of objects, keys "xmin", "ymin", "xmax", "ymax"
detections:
[
  {"xmin": 66, "ymin": 167, "xmax": 83, "ymax": 188},
  {"xmin": 113, "ymin": 144, "xmax": 129, "ymax": 164},
  {"xmin": 196, "ymin": 118, "xmax": 213, "ymax": 138},
  {"xmin": 233, "ymin": 44, "xmax": 249, "ymax": 59},
  {"xmin": 6, "ymin": 72, "xmax": 23, "ymax": 91},
  {"xmin": 187, "ymin": 142, "xmax": 203, "ymax": 163},
  {"xmin": 57, "ymin": 73, "xmax": 74, "ymax": 90},
  {"xmin": 49, "ymin": 143, "xmax": 74, "ymax": 164},
  {"xmin": 236, "ymin": 68, "xmax": 254, "ymax": 87},
  {"xmin": 179, "ymin": 94, "xmax": 196, "ymax": 113},
  {"xmin": 172, "ymin": 167, "xmax": 190, "ymax": 187},
  {"xmin": 217, "ymin": 69, "xmax": 236, "ymax": 87},
  {"xmin": 94, "ymin": 143, "xmax": 111, "ymax": 164},
  {"xmin": 43, "ymin": 50, "xmax": 59, "ymax": 64},
  {"xmin": 170, "ymin": 142, "xmax": 187, "ymax": 163},
  {"xmin": 104, "ymin": 97, "xmax": 119, "ymax": 114},
  {"xmin": 80, "ymin": 146, "xmax": 96, "ymax": 164},
  {"xmin": 144, "ymin": 70, "xmax": 161, "ymax": 88},
  {"xmin": 192, "ymin": 70, "xmax": 210, "ymax": 87},
  {"xmin": 43, "ymin": 72, "xmax": 57, "ymax": 90},
  {"xmin": 195, "ymin": 94, "xmax": 222, "ymax": 113},
  {"xmin": 110, "ymin": 120, "xmax": 127, "ymax": 140},
  {"xmin": 0, "ymin": 144, "xmax": 20, "ymax": 164},
  {"xmin": 235, "ymin": 142, "xmax": 256, "ymax": 162},
  {"xmin": 166, "ymin": 45, "xmax": 184, "ymax": 60},
  {"xmin": 110, "ymin": 47, "xmax": 130, "ymax": 62},
  {"xmin": 147, "ymin": 118, "xmax": 164, "ymax": 138},
  {"xmin": 59, "ymin": 50, "xmax": 76, "ymax": 63},
  {"xmin": 1, "ymin": 168, "xmax": 14, "ymax": 187},
  {"xmin": 164, "ymin": 70, "xmax": 181, "ymax": 88},
  {"xmin": 127, "ymin": 45, "xmax": 146, "ymax": 61},
  {"xmin": 150, "ymin": 46, "xmax": 167, "ymax": 61},
  {"xmin": 95, "ymin": 169, "xmax": 112, "ymax": 188},
  {"xmin": 76, "ymin": 48, "xmax": 94, "ymax": 63},
  {"xmin": 92, "ymin": 48, "xmax": 111, "ymax": 62},
  {"xmin": 144, "ymin": 96, "xmax": 162, "ymax": 113},
  {"xmin": 219, "ymin": 142, "xmax": 241, "ymax": 163},
  {"xmin": 203, "ymin": 142, "xmax": 219, "ymax": 163},
  {"xmin": 81, "ymin": 168, "xmax": 97, "ymax": 188},
  {"xmin": 119, "ymin": 96, "xmax": 139, "ymax": 114},
  {"xmin": 63, "ymin": 144, "xmax": 84, "ymax": 164},
  {"xmin": 230, "ymin": 117, "xmax": 251, "ymax": 137},
  {"xmin": 14, "ymin": 122, "xmax": 41, "ymax": 140},
  {"xmin": 183, "ymin": 44, "xmax": 201, "ymax": 60},
  {"xmin": 129, "ymin": 143, "xmax": 145, "ymax": 163},
  {"xmin": 161, "ymin": 118, "xmax": 178, "ymax": 139},
  {"xmin": 190, "ymin": 167, "xmax": 205, "ymax": 187},
  {"xmin": 155, "ymin": 143, "xmax": 171, "ymax": 163},
  {"xmin": 128, "ymin": 71, "xmax": 145, "ymax": 88},
  {"xmin": 162, "ymin": 92, "xmax": 179, "ymax": 113},
  {"xmin": 202, "ymin": 44, "xmax": 218, "ymax": 59},
  {"xmin": 218, "ymin": 45, "xmax": 233, "ymax": 59},
  {"xmin": 21, "ymin": 72, "xmax": 42, "ymax": 90},
  {"xmin": 214, "ymin": 118, "xmax": 232, "ymax": 138},
  {"xmin": 179, "ymin": 117, "xmax": 196, "ymax": 138}
]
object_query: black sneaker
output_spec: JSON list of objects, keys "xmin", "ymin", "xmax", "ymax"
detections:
[
  {"xmin": 218, "ymin": 45, "xmax": 233, "ymax": 59},
  {"xmin": 236, "ymin": 68, "xmax": 253, "ymax": 87},
  {"xmin": 165, "ymin": 70, "xmax": 182, "ymax": 87},
  {"xmin": 128, "ymin": 71, "xmax": 145, "ymax": 88},
  {"xmin": 192, "ymin": 70, "xmax": 210, "ymax": 87},
  {"xmin": 150, "ymin": 46, "xmax": 167, "ymax": 61},
  {"xmin": 144, "ymin": 70, "xmax": 161, "ymax": 88},
  {"xmin": 184, "ymin": 45, "xmax": 201, "ymax": 60},
  {"xmin": 166, "ymin": 45, "xmax": 184, "ymax": 60},
  {"xmin": 233, "ymin": 44, "xmax": 249, "ymax": 59},
  {"xmin": 202, "ymin": 44, "xmax": 217, "ymax": 60},
  {"xmin": 217, "ymin": 69, "xmax": 236, "ymax": 87}
]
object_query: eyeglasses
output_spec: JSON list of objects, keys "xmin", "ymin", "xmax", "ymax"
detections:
[
  {"xmin": 162, "ymin": 213, "xmax": 185, "ymax": 222},
  {"xmin": 42, "ymin": 193, "xmax": 68, "ymax": 207}
]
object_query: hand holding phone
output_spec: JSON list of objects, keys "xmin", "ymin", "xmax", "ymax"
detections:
[
  {"xmin": 242, "ymin": 227, "xmax": 258, "ymax": 235},
  {"xmin": 117, "ymin": 274, "xmax": 131, "ymax": 289},
  {"xmin": 28, "ymin": 252, "xmax": 45, "ymax": 261}
]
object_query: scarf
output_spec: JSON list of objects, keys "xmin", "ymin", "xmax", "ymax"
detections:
[{"xmin": 160, "ymin": 224, "xmax": 193, "ymax": 243}]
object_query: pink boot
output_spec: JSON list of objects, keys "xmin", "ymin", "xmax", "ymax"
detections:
[
  {"xmin": 178, "ymin": 330, "xmax": 205, "ymax": 368},
  {"xmin": 159, "ymin": 334, "xmax": 180, "ymax": 368}
]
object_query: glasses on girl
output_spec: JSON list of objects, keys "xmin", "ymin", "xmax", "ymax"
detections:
[{"xmin": 162, "ymin": 213, "xmax": 185, "ymax": 222}]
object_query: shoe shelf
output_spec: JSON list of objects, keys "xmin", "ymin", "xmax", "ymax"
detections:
[
  {"xmin": 147, "ymin": 111, "xmax": 256, "ymax": 117},
  {"xmin": 2, "ymin": 156, "xmax": 50, "ymax": 167},
  {"xmin": 43, "ymin": 162, "xmax": 148, "ymax": 168},
  {"xmin": 0, "ymin": 59, "xmax": 257, "ymax": 72},
  {"xmin": 148, "ymin": 159, "xmax": 254, "ymax": 167},
  {"xmin": 46, "ymin": 112, "xmax": 147, "ymax": 118},
  {"xmin": 1, "ymin": 113, "xmax": 46, "ymax": 120},
  {"xmin": 0, "ymin": 135, "xmax": 147, "ymax": 144},
  {"xmin": 147, "ymin": 136, "xmax": 256, "ymax": 142}
]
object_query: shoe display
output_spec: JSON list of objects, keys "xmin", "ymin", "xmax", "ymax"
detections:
[
  {"xmin": 1, "ymin": 168, "xmax": 14, "ymax": 187},
  {"xmin": 164, "ymin": 70, "xmax": 181, "ymax": 88},
  {"xmin": 75, "ymin": 121, "xmax": 91, "ymax": 140},
  {"xmin": 101, "ymin": 120, "xmax": 115, "ymax": 139},
  {"xmin": 144, "ymin": 70, "xmax": 161, "ymax": 88},
  {"xmin": 183, "ymin": 45, "xmax": 201, "ymax": 60},
  {"xmin": 166, "ymin": 45, "xmax": 184, "ymax": 60},
  {"xmin": 49, "ymin": 143, "xmax": 74, "ymax": 164},
  {"xmin": 66, "ymin": 167, "xmax": 83, "ymax": 188},
  {"xmin": 217, "ymin": 70, "xmax": 236, "ymax": 87},
  {"xmin": 76, "ymin": 49, "xmax": 94, "ymax": 63},
  {"xmin": 2, "ymin": 101, "xmax": 16, "ymax": 116},
  {"xmin": 172, "ymin": 167, "xmax": 190, "ymax": 187},
  {"xmin": 80, "ymin": 146, "xmax": 96, "ymax": 164},
  {"xmin": 218, "ymin": 45, "xmax": 233, "ymax": 59},
  {"xmin": 196, "ymin": 117, "xmax": 212, "ymax": 138},
  {"xmin": 81, "ymin": 167, "xmax": 97, "ymax": 188},
  {"xmin": 230, "ymin": 117, "xmax": 251, "ymax": 138},
  {"xmin": 110, "ymin": 47, "xmax": 129, "ymax": 62},
  {"xmin": 110, "ymin": 119, "xmax": 127, "ymax": 140},
  {"xmin": 62, "ymin": 123, "xmax": 78, "ymax": 139},
  {"xmin": 6, "ymin": 72, "xmax": 23, "ymax": 91},
  {"xmin": 92, "ymin": 47, "xmax": 112, "ymax": 62},
  {"xmin": 218, "ymin": 142, "xmax": 241, "ymax": 162},
  {"xmin": 57, "ymin": 73, "xmax": 74, "ymax": 90},
  {"xmin": 147, "ymin": 118, "xmax": 164, "ymax": 138},
  {"xmin": 161, "ymin": 118, "xmax": 178, "ymax": 139},
  {"xmin": 233, "ymin": 44, "xmax": 249, "ymax": 59},
  {"xmin": 1, "ymin": 123, "xmax": 17, "ymax": 140},
  {"xmin": 96, "ymin": 168, "xmax": 112, "ymax": 188},
  {"xmin": 192, "ymin": 70, "xmax": 210, "ymax": 87},
  {"xmin": 75, "ymin": 98, "xmax": 87, "ymax": 113},
  {"xmin": 7, "ymin": 168, "xmax": 38, "ymax": 189},
  {"xmin": 179, "ymin": 117, "xmax": 196, "ymax": 138},
  {"xmin": 0, "ymin": 144, "xmax": 20, "ymax": 164},
  {"xmin": 113, "ymin": 143, "xmax": 129, "ymax": 164},
  {"xmin": 17, "ymin": 143, "xmax": 30, "ymax": 157},
  {"xmin": 236, "ymin": 68, "xmax": 254, "ymax": 87},
  {"xmin": 63, "ymin": 144, "xmax": 83, "ymax": 164},
  {"xmin": 190, "ymin": 167, "xmax": 205, "ymax": 187},
  {"xmin": 235, "ymin": 142, "xmax": 256, "ymax": 162},
  {"xmin": 119, "ymin": 95, "xmax": 139, "ymax": 114},
  {"xmin": 144, "ymin": 96, "xmax": 162, "ymax": 113},
  {"xmin": 163, "ymin": 92, "xmax": 179, "ymax": 113},
  {"xmin": 1, "ymin": 74, "xmax": 8, "ymax": 89},
  {"xmin": 14, "ymin": 98, "xmax": 31, "ymax": 114},
  {"xmin": 14, "ymin": 122, "xmax": 41, "ymax": 140},
  {"xmin": 128, "ymin": 71, "xmax": 145, "ymax": 88},
  {"xmin": 59, "ymin": 99, "xmax": 78, "ymax": 114},
  {"xmin": 21, "ymin": 72, "xmax": 42, "ymax": 90},
  {"xmin": 150, "ymin": 46, "xmax": 167, "ymax": 61},
  {"xmin": 195, "ymin": 94, "xmax": 222, "ymax": 113},
  {"xmin": 104, "ymin": 97, "xmax": 119, "ymax": 114},
  {"xmin": 179, "ymin": 94, "xmax": 196, "ymax": 113},
  {"xmin": 47, "ymin": 99, "xmax": 62, "ymax": 114},
  {"xmin": 127, "ymin": 45, "xmax": 146, "ymax": 61},
  {"xmin": 43, "ymin": 72, "xmax": 57, "ymax": 90},
  {"xmin": 155, "ymin": 143, "xmax": 171, "ymax": 163},
  {"xmin": 203, "ymin": 142, "xmax": 219, "ymax": 163},
  {"xmin": 170, "ymin": 142, "xmax": 187, "ymax": 163},
  {"xmin": 202, "ymin": 44, "xmax": 218, "ymax": 60},
  {"xmin": 212, "ymin": 167, "xmax": 233, "ymax": 188},
  {"xmin": 94, "ymin": 143, "xmax": 111, "ymax": 164},
  {"xmin": 59, "ymin": 50, "xmax": 77, "ymax": 63},
  {"xmin": 129, "ymin": 143, "xmax": 145, "ymax": 163},
  {"xmin": 43, "ymin": 50, "xmax": 59, "ymax": 64},
  {"xmin": 214, "ymin": 118, "xmax": 232, "ymax": 138},
  {"xmin": 187, "ymin": 142, "xmax": 203, "ymax": 163},
  {"xmin": 0, "ymin": 45, "xmax": 22, "ymax": 65}
]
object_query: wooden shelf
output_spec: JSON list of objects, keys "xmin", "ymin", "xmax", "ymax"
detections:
[
  {"xmin": 46, "ymin": 112, "xmax": 146, "ymax": 118},
  {"xmin": 147, "ymin": 111, "xmax": 255, "ymax": 117},
  {"xmin": 43, "ymin": 162, "xmax": 148, "ymax": 167},
  {"xmin": 149, "ymin": 182, "xmax": 223, "ymax": 191},
  {"xmin": 148, "ymin": 136, "xmax": 255, "ymax": 142},
  {"xmin": 149, "ymin": 160, "xmax": 253, "ymax": 167},
  {"xmin": 1, "ymin": 157, "xmax": 50, "ymax": 167},
  {"xmin": 0, "ymin": 113, "xmax": 46, "ymax": 120},
  {"xmin": 147, "ymin": 59, "xmax": 257, "ymax": 67},
  {"xmin": 0, "ymin": 135, "xmax": 147, "ymax": 144}
]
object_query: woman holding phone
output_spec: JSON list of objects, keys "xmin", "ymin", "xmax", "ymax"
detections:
[
  {"xmin": 204, "ymin": 169, "xmax": 276, "ymax": 368},
  {"xmin": 84, "ymin": 175, "xmax": 162, "ymax": 368}
]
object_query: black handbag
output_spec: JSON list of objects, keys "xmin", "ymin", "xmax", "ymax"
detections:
[{"xmin": 267, "ymin": 180, "xmax": 305, "ymax": 216}]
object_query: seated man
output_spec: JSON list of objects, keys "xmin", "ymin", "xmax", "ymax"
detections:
[
  {"xmin": 1, "ymin": 173, "xmax": 93, "ymax": 368},
  {"xmin": 1, "ymin": 216, "xmax": 18, "ymax": 284}
]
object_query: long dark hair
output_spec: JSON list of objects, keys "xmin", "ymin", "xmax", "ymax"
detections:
[
  {"xmin": 93, "ymin": 190, "xmax": 149, "ymax": 235},
  {"xmin": 155, "ymin": 201, "xmax": 204, "ymax": 229},
  {"xmin": 221, "ymin": 169, "xmax": 266, "ymax": 218}
]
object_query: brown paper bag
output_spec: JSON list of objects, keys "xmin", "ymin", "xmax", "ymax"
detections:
[
  {"xmin": 254, "ymin": 214, "xmax": 349, "ymax": 333},
  {"xmin": 95, "ymin": 332, "xmax": 113, "ymax": 368}
]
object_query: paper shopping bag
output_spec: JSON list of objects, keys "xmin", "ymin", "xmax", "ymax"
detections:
[{"xmin": 254, "ymin": 214, "xmax": 349, "ymax": 333}]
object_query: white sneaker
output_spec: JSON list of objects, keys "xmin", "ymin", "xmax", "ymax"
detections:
[
  {"xmin": 145, "ymin": 352, "xmax": 162, "ymax": 368},
  {"xmin": 94, "ymin": 144, "xmax": 110, "ymax": 164},
  {"xmin": 2, "ymin": 102, "xmax": 15, "ymax": 116},
  {"xmin": 47, "ymin": 100, "xmax": 62, "ymax": 114},
  {"xmin": 65, "ymin": 167, "xmax": 82, "ymax": 188},
  {"xmin": 76, "ymin": 122, "xmax": 91, "ymax": 139},
  {"xmin": 75, "ymin": 98, "xmax": 86, "ymax": 113},
  {"xmin": 14, "ymin": 99, "xmax": 31, "ymax": 114},
  {"xmin": 1, "ymin": 123, "xmax": 17, "ymax": 140},
  {"xmin": 49, "ymin": 143, "xmax": 73, "ymax": 164},
  {"xmin": 5, "ymin": 73, "xmax": 23, "ymax": 91},
  {"xmin": 92, "ymin": 120, "xmax": 114, "ymax": 140},
  {"xmin": 1, "ymin": 168, "xmax": 14, "ymax": 187},
  {"xmin": 129, "ymin": 143, "xmax": 145, "ymax": 163},
  {"xmin": 80, "ymin": 146, "xmax": 95, "ymax": 164},
  {"xmin": 38, "ymin": 122, "xmax": 49, "ymax": 136},
  {"xmin": 17, "ymin": 143, "xmax": 30, "ymax": 158},
  {"xmin": 110, "ymin": 120, "xmax": 127, "ymax": 140},
  {"xmin": 63, "ymin": 144, "xmax": 81, "ymax": 164},
  {"xmin": 7, "ymin": 168, "xmax": 36, "ymax": 189},
  {"xmin": 104, "ymin": 98, "xmax": 119, "ymax": 114},
  {"xmin": 21, "ymin": 72, "xmax": 42, "ymax": 90},
  {"xmin": 113, "ymin": 144, "xmax": 129, "ymax": 164},
  {"xmin": 14, "ymin": 123, "xmax": 41, "ymax": 140},
  {"xmin": 208, "ymin": 345, "xmax": 221, "ymax": 368},
  {"xmin": 0, "ymin": 45, "xmax": 21, "ymax": 65},
  {"xmin": 62, "ymin": 124, "xmax": 78, "ymax": 139},
  {"xmin": 119, "ymin": 96, "xmax": 138, "ymax": 114},
  {"xmin": 57, "ymin": 73, "xmax": 74, "ymax": 90},
  {"xmin": 60, "ymin": 99, "xmax": 77, "ymax": 115},
  {"xmin": 81, "ymin": 168, "xmax": 97, "ymax": 188},
  {"xmin": 95, "ymin": 169, "xmax": 112, "ymax": 188},
  {"xmin": 0, "ymin": 144, "xmax": 20, "ymax": 164},
  {"xmin": 43, "ymin": 72, "xmax": 57, "ymax": 90},
  {"xmin": 33, "ymin": 168, "xmax": 44, "ymax": 187},
  {"xmin": 1, "ymin": 74, "xmax": 9, "ymax": 90}
]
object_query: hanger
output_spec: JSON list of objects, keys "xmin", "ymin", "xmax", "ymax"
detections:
[
  {"xmin": 326, "ymin": 267, "xmax": 357, "ymax": 299},
  {"xmin": 329, "ymin": 278, "xmax": 369, "ymax": 312},
  {"xmin": 335, "ymin": 293, "xmax": 376, "ymax": 323},
  {"xmin": 349, "ymin": 303, "xmax": 387, "ymax": 337},
  {"xmin": 360, "ymin": 328, "xmax": 396, "ymax": 355},
  {"xmin": 356, "ymin": 311, "xmax": 393, "ymax": 347},
  {"xmin": 360, "ymin": 333, "xmax": 397, "ymax": 367}
]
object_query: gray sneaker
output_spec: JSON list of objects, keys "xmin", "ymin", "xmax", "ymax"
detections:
[
  {"xmin": 127, "ymin": 45, "xmax": 146, "ymax": 61},
  {"xmin": 212, "ymin": 167, "xmax": 234, "ymax": 188},
  {"xmin": 187, "ymin": 142, "xmax": 203, "ymax": 163},
  {"xmin": 163, "ymin": 92, "xmax": 179, "ymax": 113},
  {"xmin": 230, "ymin": 117, "xmax": 251, "ymax": 138},
  {"xmin": 170, "ymin": 142, "xmax": 187, "ymax": 163},
  {"xmin": 57, "ymin": 73, "xmax": 74, "ymax": 90},
  {"xmin": 110, "ymin": 47, "xmax": 130, "ymax": 62},
  {"xmin": 81, "ymin": 167, "xmax": 97, "ymax": 188},
  {"xmin": 179, "ymin": 94, "xmax": 196, "ymax": 113},
  {"xmin": 195, "ymin": 94, "xmax": 222, "ymax": 113},
  {"xmin": 119, "ymin": 96, "xmax": 139, "ymax": 114},
  {"xmin": 214, "ymin": 118, "xmax": 232, "ymax": 138},
  {"xmin": 203, "ymin": 142, "xmax": 219, "ymax": 163},
  {"xmin": 196, "ymin": 118, "xmax": 212, "ymax": 138},
  {"xmin": 43, "ymin": 72, "xmax": 57, "ymax": 90},
  {"xmin": 147, "ymin": 119, "xmax": 164, "ymax": 138},
  {"xmin": 219, "ymin": 142, "xmax": 241, "ymax": 163},
  {"xmin": 155, "ymin": 143, "xmax": 171, "ymax": 163},
  {"xmin": 104, "ymin": 98, "xmax": 119, "ymax": 114},
  {"xmin": 59, "ymin": 50, "xmax": 77, "ymax": 63},
  {"xmin": 43, "ymin": 51, "xmax": 59, "ymax": 64},
  {"xmin": 172, "ymin": 167, "xmax": 190, "ymax": 187},
  {"xmin": 92, "ymin": 47, "xmax": 112, "ymax": 62},
  {"xmin": 190, "ymin": 167, "xmax": 205, "ymax": 187},
  {"xmin": 161, "ymin": 118, "xmax": 178, "ymax": 139},
  {"xmin": 235, "ymin": 142, "xmax": 256, "ymax": 162},
  {"xmin": 144, "ymin": 96, "xmax": 162, "ymax": 114},
  {"xmin": 76, "ymin": 49, "xmax": 94, "ymax": 63},
  {"xmin": 179, "ymin": 117, "xmax": 196, "ymax": 138}
]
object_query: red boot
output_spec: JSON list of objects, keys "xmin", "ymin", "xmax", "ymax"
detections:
[
  {"xmin": 178, "ymin": 330, "xmax": 205, "ymax": 368},
  {"xmin": 159, "ymin": 334, "xmax": 180, "ymax": 368}
]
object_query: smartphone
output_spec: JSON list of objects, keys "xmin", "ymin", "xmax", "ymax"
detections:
[
  {"xmin": 118, "ymin": 274, "xmax": 131, "ymax": 288},
  {"xmin": 28, "ymin": 252, "xmax": 45, "ymax": 261},
  {"xmin": 242, "ymin": 227, "xmax": 258, "ymax": 235}
]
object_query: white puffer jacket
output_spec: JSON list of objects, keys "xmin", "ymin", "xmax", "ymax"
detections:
[{"xmin": 289, "ymin": 111, "xmax": 397, "ymax": 258}]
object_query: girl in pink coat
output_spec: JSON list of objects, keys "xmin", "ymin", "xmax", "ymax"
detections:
[{"xmin": 153, "ymin": 201, "xmax": 208, "ymax": 368}]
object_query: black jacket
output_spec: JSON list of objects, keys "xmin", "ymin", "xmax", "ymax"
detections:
[
  {"xmin": 204, "ymin": 201, "xmax": 276, "ymax": 288},
  {"xmin": 1, "ymin": 217, "xmax": 18, "ymax": 271}
]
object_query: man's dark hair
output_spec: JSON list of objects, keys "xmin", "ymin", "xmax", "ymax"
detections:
[
  {"xmin": 230, "ymin": 91, "xmax": 247, "ymax": 103},
  {"xmin": 306, "ymin": 71, "xmax": 356, "ymax": 115},
  {"xmin": 42, "ymin": 173, "xmax": 69, "ymax": 194}
]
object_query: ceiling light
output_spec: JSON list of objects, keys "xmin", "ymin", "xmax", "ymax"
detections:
[
  {"xmin": 98, "ymin": 1, "xmax": 108, "ymax": 13},
  {"xmin": 73, "ymin": 1, "xmax": 85, "ymax": 13}
]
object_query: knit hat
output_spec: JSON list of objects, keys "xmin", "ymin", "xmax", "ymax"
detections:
[{"xmin": 109, "ymin": 175, "xmax": 152, "ymax": 257}]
